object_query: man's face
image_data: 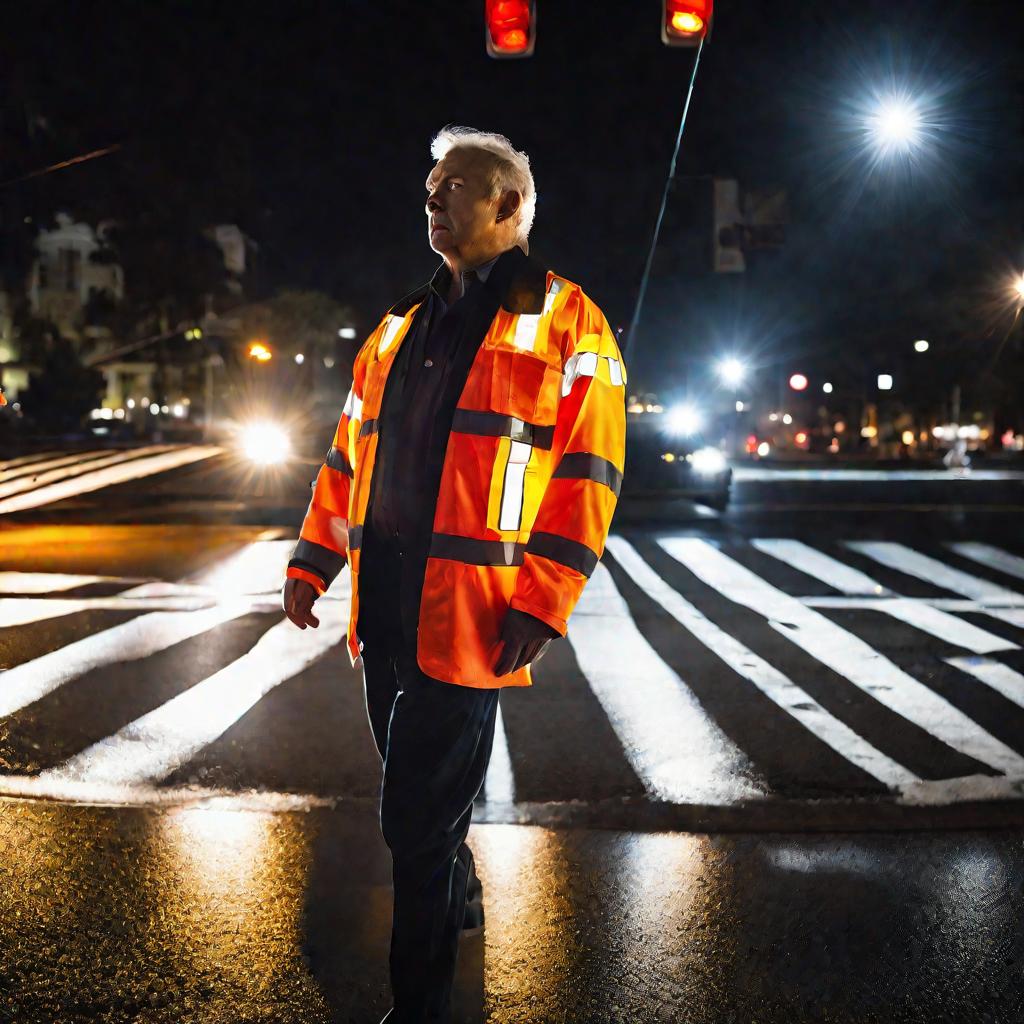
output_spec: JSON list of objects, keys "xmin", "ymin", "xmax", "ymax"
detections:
[{"xmin": 425, "ymin": 149, "xmax": 505, "ymax": 261}]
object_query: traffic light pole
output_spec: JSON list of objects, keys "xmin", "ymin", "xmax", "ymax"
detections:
[{"xmin": 623, "ymin": 37, "xmax": 705, "ymax": 367}]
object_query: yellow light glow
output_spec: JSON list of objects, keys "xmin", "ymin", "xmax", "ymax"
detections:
[
  {"xmin": 901, "ymin": 430, "xmax": 915, "ymax": 445},
  {"xmin": 1015, "ymin": 274, "xmax": 1024, "ymax": 300},
  {"xmin": 248, "ymin": 342, "xmax": 272, "ymax": 362},
  {"xmin": 670, "ymin": 11, "xmax": 704, "ymax": 34},
  {"xmin": 662, "ymin": 452, "xmax": 676, "ymax": 463}
]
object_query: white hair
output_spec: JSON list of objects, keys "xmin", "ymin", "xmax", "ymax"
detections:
[{"xmin": 430, "ymin": 125, "xmax": 537, "ymax": 253}]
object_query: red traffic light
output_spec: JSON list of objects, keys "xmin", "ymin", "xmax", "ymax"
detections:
[
  {"xmin": 486, "ymin": 0, "xmax": 536, "ymax": 58},
  {"xmin": 789, "ymin": 373, "xmax": 809, "ymax": 391},
  {"xmin": 662, "ymin": 0, "xmax": 713, "ymax": 47}
]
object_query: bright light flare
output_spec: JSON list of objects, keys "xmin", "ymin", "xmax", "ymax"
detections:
[
  {"xmin": 789, "ymin": 373, "xmax": 808, "ymax": 391},
  {"xmin": 248, "ymin": 342, "xmax": 272, "ymax": 362},
  {"xmin": 690, "ymin": 446, "xmax": 727, "ymax": 475},
  {"xmin": 868, "ymin": 97, "xmax": 922, "ymax": 153},
  {"xmin": 1014, "ymin": 274, "xmax": 1024, "ymax": 301},
  {"xmin": 242, "ymin": 421, "xmax": 291, "ymax": 466},
  {"xmin": 716, "ymin": 357, "xmax": 746, "ymax": 388},
  {"xmin": 913, "ymin": 339, "xmax": 930, "ymax": 352},
  {"xmin": 666, "ymin": 403, "xmax": 703, "ymax": 437}
]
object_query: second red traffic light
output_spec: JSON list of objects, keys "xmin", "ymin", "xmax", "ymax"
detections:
[{"xmin": 485, "ymin": 0, "xmax": 536, "ymax": 58}]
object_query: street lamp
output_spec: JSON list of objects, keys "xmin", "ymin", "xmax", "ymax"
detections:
[
  {"xmin": 1014, "ymin": 273, "xmax": 1024, "ymax": 303},
  {"xmin": 867, "ymin": 96, "xmax": 922, "ymax": 156},
  {"xmin": 877, "ymin": 374, "xmax": 893, "ymax": 391},
  {"xmin": 913, "ymin": 339, "xmax": 930, "ymax": 353}
]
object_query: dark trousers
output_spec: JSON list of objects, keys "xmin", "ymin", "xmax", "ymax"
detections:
[{"xmin": 359, "ymin": 532, "xmax": 500, "ymax": 1023}]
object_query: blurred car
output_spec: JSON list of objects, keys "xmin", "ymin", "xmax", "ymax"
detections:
[{"xmin": 621, "ymin": 404, "xmax": 732, "ymax": 511}]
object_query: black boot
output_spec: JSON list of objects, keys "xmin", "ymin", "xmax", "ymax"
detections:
[{"xmin": 461, "ymin": 846, "xmax": 484, "ymax": 935}]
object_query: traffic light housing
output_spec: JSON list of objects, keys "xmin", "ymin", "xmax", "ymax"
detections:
[
  {"xmin": 662, "ymin": 0, "xmax": 713, "ymax": 47},
  {"xmin": 485, "ymin": 0, "xmax": 536, "ymax": 58}
]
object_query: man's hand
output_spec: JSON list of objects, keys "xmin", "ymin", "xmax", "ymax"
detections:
[
  {"xmin": 493, "ymin": 608, "xmax": 560, "ymax": 676},
  {"xmin": 282, "ymin": 578, "xmax": 320, "ymax": 629}
]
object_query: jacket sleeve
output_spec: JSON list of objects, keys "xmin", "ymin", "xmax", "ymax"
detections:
[
  {"xmin": 509, "ymin": 289, "xmax": 627, "ymax": 635},
  {"xmin": 285, "ymin": 344, "xmax": 368, "ymax": 596}
]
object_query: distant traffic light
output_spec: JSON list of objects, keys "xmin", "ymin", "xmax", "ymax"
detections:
[
  {"xmin": 662, "ymin": 0, "xmax": 713, "ymax": 47},
  {"xmin": 485, "ymin": 0, "xmax": 536, "ymax": 58}
]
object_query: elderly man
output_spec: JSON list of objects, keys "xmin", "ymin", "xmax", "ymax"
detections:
[{"xmin": 282, "ymin": 126, "xmax": 626, "ymax": 1023}]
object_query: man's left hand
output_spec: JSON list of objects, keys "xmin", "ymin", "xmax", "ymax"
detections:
[{"xmin": 494, "ymin": 608, "xmax": 561, "ymax": 676}]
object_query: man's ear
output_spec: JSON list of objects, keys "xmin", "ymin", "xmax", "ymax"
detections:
[{"xmin": 496, "ymin": 189, "xmax": 521, "ymax": 223}]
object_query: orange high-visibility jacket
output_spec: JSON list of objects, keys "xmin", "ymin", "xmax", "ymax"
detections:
[{"xmin": 285, "ymin": 249, "xmax": 627, "ymax": 689}]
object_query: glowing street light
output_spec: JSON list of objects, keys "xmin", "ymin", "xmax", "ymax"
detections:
[
  {"xmin": 867, "ymin": 96, "xmax": 922, "ymax": 155},
  {"xmin": 1014, "ymin": 273, "xmax": 1024, "ymax": 302},
  {"xmin": 248, "ymin": 341, "xmax": 272, "ymax": 362},
  {"xmin": 716, "ymin": 357, "xmax": 746, "ymax": 388},
  {"xmin": 822, "ymin": 382, "xmax": 834, "ymax": 394},
  {"xmin": 789, "ymin": 373, "xmax": 808, "ymax": 391},
  {"xmin": 877, "ymin": 373, "xmax": 894, "ymax": 391},
  {"xmin": 913, "ymin": 339, "xmax": 930, "ymax": 353}
]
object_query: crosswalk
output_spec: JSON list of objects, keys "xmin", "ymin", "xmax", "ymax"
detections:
[
  {"xmin": 0, "ymin": 445, "xmax": 225, "ymax": 514},
  {"xmin": 2, "ymin": 532, "xmax": 1024, "ymax": 816}
]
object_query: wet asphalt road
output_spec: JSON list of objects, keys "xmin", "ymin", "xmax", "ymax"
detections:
[{"xmin": 1, "ymin": 445, "xmax": 1023, "ymax": 1022}]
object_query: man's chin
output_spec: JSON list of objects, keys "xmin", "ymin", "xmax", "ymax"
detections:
[{"xmin": 429, "ymin": 237, "xmax": 456, "ymax": 257}]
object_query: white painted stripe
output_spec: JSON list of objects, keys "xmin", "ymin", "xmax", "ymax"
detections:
[
  {"xmin": 659, "ymin": 538, "xmax": 1024, "ymax": 777},
  {"xmin": 950, "ymin": 542, "xmax": 1024, "ymax": 584},
  {"xmin": 0, "ymin": 450, "xmax": 119, "ymax": 485},
  {"xmin": 483, "ymin": 699, "xmax": 515, "ymax": 805},
  {"xmin": 751, "ymin": 539, "xmax": 1015, "ymax": 654},
  {"xmin": 846, "ymin": 542, "xmax": 1024, "ymax": 606},
  {"xmin": 0, "ymin": 594, "xmax": 261, "ymax": 629},
  {"xmin": 0, "ymin": 445, "xmax": 224, "ymax": 514},
  {"xmin": 180, "ymin": 537, "xmax": 295, "ymax": 594},
  {"xmin": 0, "ymin": 451, "xmax": 60, "ymax": 471},
  {"xmin": 806, "ymin": 596, "xmax": 1021, "ymax": 613},
  {"xmin": 40, "ymin": 594, "xmax": 350, "ymax": 787},
  {"xmin": 0, "ymin": 601, "xmax": 254, "ymax": 717},
  {"xmin": 898, "ymin": 773, "xmax": 1024, "ymax": 805},
  {"xmin": 869, "ymin": 599, "xmax": 1017, "ymax": 655},
  {"xmin": 733, "ymin": 468, "xmax": 1024, "ymax": 482},
  {"xmin": 946, "ymin": 656, "xmax": 1024, "ymax": 711},
  {"xmin": 0, "ymin": 774, "xmax": 342, "ymax": 810},
  {"xmin": 568, "ymin": 561, "xmax": 763, "ymax": 805},
  {"xmin": 751, "ymin": 538, "xmax": 888, "ymax": 595},
  {"xmin": 0, "ymin": 444, "xmax": 175, "ymax": 500},
  {"xmin": 0, "ymin": 572, "xmax": 151, "ymax": 594},
  {"xmin": 606, "ymin": 537, "xmax": 916, "ymax": 786}
]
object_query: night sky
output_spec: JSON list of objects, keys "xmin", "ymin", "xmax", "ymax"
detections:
[{"xmin": 4, "ymin": 1, "xmax": 1023, "ymax": 391}]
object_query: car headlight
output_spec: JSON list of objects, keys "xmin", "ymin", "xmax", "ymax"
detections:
[
  {"xmin": 690, "ymin": 446, "xmax": 727, "ymax": 475},
  {"xmin": 242, "ymin": 421, "xmax": 292, "ymax": 465},
  {"xmin": 665, "ymin": 403, "xmax": 703, "ymax": 437}
]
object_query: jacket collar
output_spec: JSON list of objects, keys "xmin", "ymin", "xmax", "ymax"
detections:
[{"xmin": 388, "ymin": 244, "xmax": 548, "ymax": 319}]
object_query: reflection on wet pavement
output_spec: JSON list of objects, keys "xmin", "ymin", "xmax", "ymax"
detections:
[{"xmin": 0, "ymin": 798, "xmax": 1020, "ymax": 1023}]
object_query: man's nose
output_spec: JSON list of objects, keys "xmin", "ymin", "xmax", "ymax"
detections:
[{"xmin": 426, "ymin": 192, "xmax": 444, "ymax": 213}]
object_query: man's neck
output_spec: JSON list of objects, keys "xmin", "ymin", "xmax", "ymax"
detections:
[{"xmin": 443, "ymin": 246, "xmax": 509, "ymax": 303}]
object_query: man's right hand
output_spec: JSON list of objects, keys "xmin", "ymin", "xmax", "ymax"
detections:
[{"xmin": 282, "ymin": 578, "xmax": 321, "ymax": 629}]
